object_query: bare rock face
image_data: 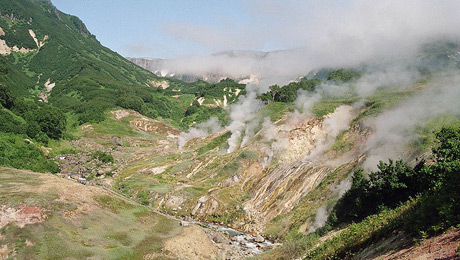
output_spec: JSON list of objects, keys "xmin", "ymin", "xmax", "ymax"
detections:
[
  {"xmin": 192, "ymin": 196, "xmax": 219, "ymax": 217},
  {"xmin": 165, "ymin": 195, "xmax": 186, "ymax": 210},
  {"xmin": 244, "ymin": 161, "xmax": 329, "ymax": 225}
]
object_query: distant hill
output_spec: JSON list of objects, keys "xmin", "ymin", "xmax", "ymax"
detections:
[{"xmin": 126, "ymin": 50, "xmax": 273, "ymax": 83}]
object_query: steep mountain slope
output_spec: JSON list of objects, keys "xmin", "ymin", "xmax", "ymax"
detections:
[
  {"xmin": 0, "ymin": 0, "xmax": 248, "ymax": 176},
  {"xmin": 0, "ymin": 0, "xmax": 157, "ymax": 119},
  {"xmin": 0, "ymin": 0, "xmax": 245, "ymax": 128}
]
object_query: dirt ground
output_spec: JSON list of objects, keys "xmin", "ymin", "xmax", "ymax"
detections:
[{"xmin": 164, "ymin": 225, "xmax": 219, "ymax": 260}]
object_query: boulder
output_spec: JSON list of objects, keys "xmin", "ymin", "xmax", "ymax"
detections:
[
  {"xmin": 212, "ymin": 234, "xmax": 224, "ymax": 243},
  {"xmin": 254, "ymin": 235, "xmax": 265, "ymax": 243}
]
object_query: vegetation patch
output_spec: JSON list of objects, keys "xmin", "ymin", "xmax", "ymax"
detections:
[
  {"xmin": 0, "ymin": 133, "xmax": 59, "ymax": 173},
  {"xmin": 196, "ymin": 131, "xmax": 231, "ymax": 155},
  {"xmin": 92, "ymin": 151, "xmax": 114, "ymax": 163},
  {"xmin": 94, "ymin": 195, "xmax": 134, "ymax": 213}
]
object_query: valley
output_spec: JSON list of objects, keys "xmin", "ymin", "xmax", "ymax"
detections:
[{"xmin": 1, "ymin": 0, "xmax": 460, "ymax": 259}]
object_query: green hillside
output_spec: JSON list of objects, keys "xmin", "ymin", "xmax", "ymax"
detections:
[
  {"xmin": 0, "ymin": 0, "xmax": 245, "ymax": 125},
  {"xmin": 0, "ymin": 0, "xmax": 247, "ymax": 173}
]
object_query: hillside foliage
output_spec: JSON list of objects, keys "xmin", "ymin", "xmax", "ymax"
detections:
[
  {"xmin": 303, "ymin": 127, "xmax": 460, "ymax": 259},
  {"xmin": 0, "ymin": 0, "xmax": 249, "ymax": 172},
  {"xmin": 0, "ymin": 0, "xmax": 244, "ymax": 129},
  {"xmin": 257, "ymin": 77, "xmax": 322, "ymax": 103},
  {"xmin": 329, "ymin": 127, "xmax": 460, "ymax": 233}
]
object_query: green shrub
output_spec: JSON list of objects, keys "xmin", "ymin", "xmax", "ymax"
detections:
[
  {"xmin": 258, "ymin": 78, "xmax": 322, "ymax": 103},
  {"xmin": 404, "ymin": 127, "xmax": 460, "ymax": 234},
  {"xmin": 330, "ymin": 159, "xmax": 426, "ymax": 226},
  {"xmin": 24, "ymin": 104, "xmax": 67, "ymax": 140},
  {"xmin": 92, "ymin": 151, "xmax": 114, "ymax": 163},
  {"xmin": 0, "ymin": 109, "xmax": 27, "ymax": 134},
  {"xmin": 327, "ymin": 68, "xmax": 361, "ymax": 83},
  {"xmin": 0, "ymin": 132, "xmax": 60, "ymax": 173}
]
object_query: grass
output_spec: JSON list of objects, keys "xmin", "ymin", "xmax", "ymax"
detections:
[
  {"xmin": 0, "ymin": 167, "xmax": 182, "ymax": 260},
  {"xmin": 305, "ymin": 198, "xmax": 418, "ymax": 259},
  {"xmin": 312, "ymin": 97, "xmax": 358, "ymax": 117},
  {"xmin": 330, "ymin": 130, "xmax": 355, "ymax": 153},
  {"xmin": 118, "ymin": 177, "xmax": 171, "ymax": 200},
  {"xmin": 238, "ymin": 150, "xmax": 259, "ymax": 161},
  {"xmin": 177, "ymin": 94, "xmax": 196, "ymax": 109},
  {"xmin": 90, "ymin": 116, "xmax": 137, "ymax": 138},
  {"xmin": 258, "ymin": 102, "xmax": 289, "ymax": 122},
  {"xmin": 352, "ymin": 88, "xmax": 415, "ymax": 124},
  {"xmin": 413, "ymin": 114, "xmax": 460, "ymax": 152},
  {"xmin": 164, "ymin": 161, "xmax": 193, "ymax": 176},
  {"xmin": 0, "ymin": 167, "xmax": 58, "ymax": 206},
  {"xmin": 196, "ymin": 131, "xmax": 231, "ymax": 155},
  {"xmin": 47, "ymin": 140, "xmax": 80, "ymax": 157},
  {"xmin": 94, "ymin": 195, "xmax": 134, "ymax": 213}
]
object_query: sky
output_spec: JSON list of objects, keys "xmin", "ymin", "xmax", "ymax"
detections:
[
  {"xmin": 52, "ymin": 0, "xmax": 460, "ymax": 82},
  {"xmin": 52, "ymin": 0, "xmax": 304, "ymax": 59}
]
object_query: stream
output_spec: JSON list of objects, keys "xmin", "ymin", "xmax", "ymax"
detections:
[
  {"xmin": 187, "ymin": 221, "xmax": 275, "ymax": 254},
  {"xmin": 100, "ymin": 186, "xmax": 276, "ymax": 255}
]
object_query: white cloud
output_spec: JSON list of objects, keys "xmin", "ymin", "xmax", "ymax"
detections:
[{"xmin": 158, "ymin": 0, "xmax": 460, "ymax": 86}]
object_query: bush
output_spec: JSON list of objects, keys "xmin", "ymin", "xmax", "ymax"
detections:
[
  {"xmin": 258, "ymin": 78, "xmax": 322, "ymax": 103},
  {"xmin": 0, "ymin": 109, "xmax": 27, "ymax": 134},
  {"xmin": 116, "ymin": 95, "xmax": 144, "ymax": 111},
  {"xmin": 0, "ymin": 133, "xmax": 60, "ymax": 173},
  {"xmin": 0, "ymin": 84, "xmax": 16, "ymax": 109},
  {"xmin": 327, "ymin": 68, "xmax": 361, "ymax": 83},
  {"xmin": 405, "ymin": 127, "xmax": 460, "ymax": 234},
  {"xmin": 22, "ymin": 103, "xmax": 67, "ymax": 140},
  {"xmin": 330, "ymin": 127, "xmax": 460, "ymax": 235},
  {"xmin": 330, "ymin": 159, "xmax": 425, "ymax": 225},
  {"xmin": 92, "ymin": 151, "xmax": 114, "ymax": 163}
]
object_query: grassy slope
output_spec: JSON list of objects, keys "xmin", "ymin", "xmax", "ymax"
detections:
[{"xmin": 0, "ymin": 167, "xmax": 182, "ymax": 259}]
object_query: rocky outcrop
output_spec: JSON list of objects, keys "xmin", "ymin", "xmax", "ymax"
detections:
[
  {"xmin": 244, "ymin": 162, "xmax": 329, "ymax": 225},
  {"xmin": 113, "ymin": 107, "xmax": 368, "ymax": 234},
  {"xmin": 0, "ymin": 27, "xmax": 47, "ymax": 56}
]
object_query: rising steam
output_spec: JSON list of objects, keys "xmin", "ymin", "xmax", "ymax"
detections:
[{"xmin": 178, "ymin": 117, "xmax": 223, "ymax": 150}]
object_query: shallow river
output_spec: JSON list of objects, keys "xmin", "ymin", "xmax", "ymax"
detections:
[{"xmin": 190, "ymin": 221, "xmax": 275, "ymax": 254}]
